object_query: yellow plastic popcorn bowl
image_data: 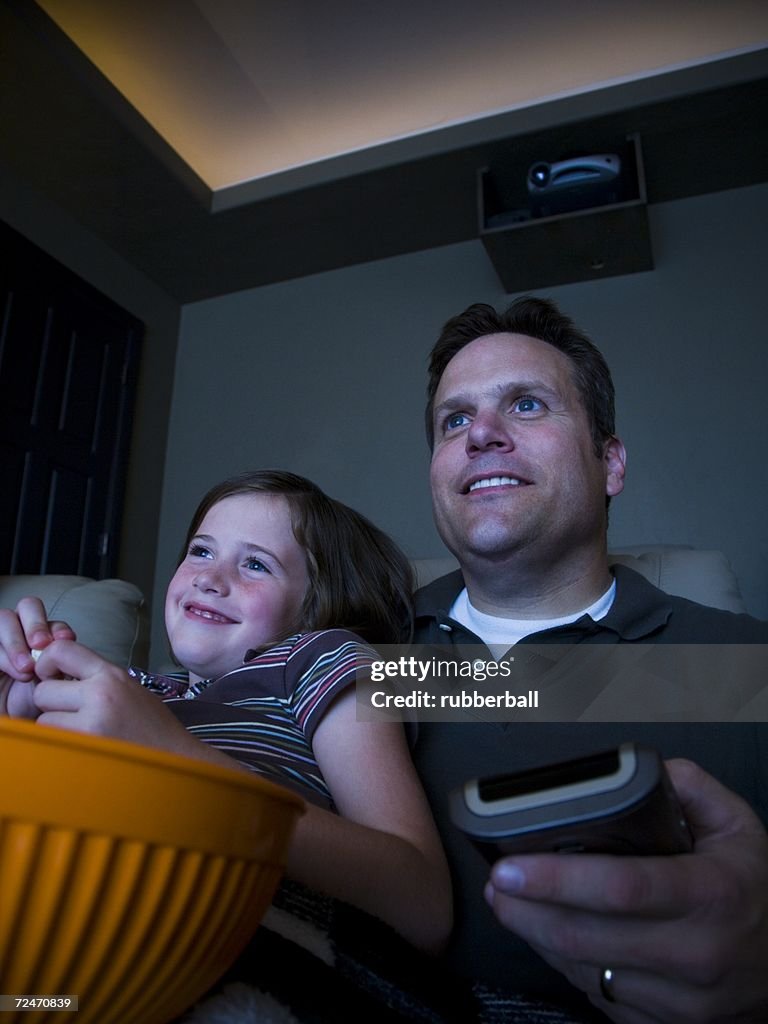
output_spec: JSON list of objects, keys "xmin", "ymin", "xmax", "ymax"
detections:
[{"xmin": 0, "ymin": 717, "xmax": 304, "ymax": 1024}]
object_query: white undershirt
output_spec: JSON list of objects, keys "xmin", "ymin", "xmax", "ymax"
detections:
[{"xmin": 448, "ymin": 579, "xmax": 616, "ymax": 657}]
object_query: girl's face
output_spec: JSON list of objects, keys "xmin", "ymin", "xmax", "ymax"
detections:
[{"xmin": 165, "ymin": 493, "xmax": 309, "ymax": 683}]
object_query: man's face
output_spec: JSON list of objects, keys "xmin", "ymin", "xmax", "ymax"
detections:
[{"xmin": 429, "ymin": 333, "xmax": 625, "ymax": 567}]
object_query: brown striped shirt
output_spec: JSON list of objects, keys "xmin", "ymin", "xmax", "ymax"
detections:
[{"xmin": 130, "ymin": 629, "xmax": 375, "ymax": 808}]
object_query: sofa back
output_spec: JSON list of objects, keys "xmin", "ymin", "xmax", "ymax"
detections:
[
  {"xmin": 0, "ymin": 546, "xmax": 748, "ymax": 673},
  {"xmin": 0, "ymin": 575, "xmax": 149, "ymax": 667},
  {"xmin": 411, "ymin": 544, "xmax": 746, "ymax": 614}
]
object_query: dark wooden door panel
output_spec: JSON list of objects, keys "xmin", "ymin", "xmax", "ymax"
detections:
[{"xmin": 0, "ymin": 221, "xmax": 143, "ymax": 578}]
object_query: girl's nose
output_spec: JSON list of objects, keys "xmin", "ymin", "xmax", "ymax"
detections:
[{"xmin": 193, "ymin": 565, "xmax": 229, "ymax": 594}]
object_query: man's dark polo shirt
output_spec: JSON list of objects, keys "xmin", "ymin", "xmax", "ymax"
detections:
[{"xmin": 411, "ymin": 566, "xmax": 768, "ymax": 1018}]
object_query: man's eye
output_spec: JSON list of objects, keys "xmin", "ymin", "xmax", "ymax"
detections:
[
  {"xmin": 513, "ymin": 396, "xmax": 544, "ymax": 414},
  {"xmin": 445, "ymin": 412, "xmax": 470, "ymax": 431},
  {"xmin": 245, "ymin": 557, "xmax": 270, "ymax": 573}
]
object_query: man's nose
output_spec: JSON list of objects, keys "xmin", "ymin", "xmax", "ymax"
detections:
[{"xmin": 466, "ymin": 410, "xmax": 515, "ymax": 453}]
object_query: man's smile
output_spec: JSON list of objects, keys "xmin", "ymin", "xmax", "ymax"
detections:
[{"xmin": 463, "ymin": 474, "xmax": 532, "ymax": 494}]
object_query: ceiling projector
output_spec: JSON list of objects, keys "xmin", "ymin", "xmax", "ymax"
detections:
[
  {"xmin": 527, "ymin": 154, "xmax": 621, "ymax": 193},
  {"xmin": 526, "ymin": 153, "xmax": 622, "ymax": 217}
]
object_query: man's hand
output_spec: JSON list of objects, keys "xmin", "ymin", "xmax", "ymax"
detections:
[{"xmin": 484, "ymin": 759, "xmax": 768, "ymax": 1023}]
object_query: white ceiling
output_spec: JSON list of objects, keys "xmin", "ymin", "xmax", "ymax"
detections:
[{"xmin": 36, "ymin": 0, "xmax": 768, "ymax": 201}]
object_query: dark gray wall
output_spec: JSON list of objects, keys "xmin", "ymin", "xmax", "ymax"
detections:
[{"xmin": 151, "ymin": 182, "xmax": 768, "ymax": 660}]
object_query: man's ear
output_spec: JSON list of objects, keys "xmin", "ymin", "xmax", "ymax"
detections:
[{"xmin": 604, "ymin": 436, "xmax": 626, "ymax": 498}]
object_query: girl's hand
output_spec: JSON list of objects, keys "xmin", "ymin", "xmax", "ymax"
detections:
[
  {"xmin": 0, "ymin": 597, "xmax": 76, "ymax": 677},
  {"xmin": 30, "ymin": 639, "xmax": 242, "ymax": 769},
  {"xmin": 0, "ymin": 598, "xmax": 76, "ymax": 716}
]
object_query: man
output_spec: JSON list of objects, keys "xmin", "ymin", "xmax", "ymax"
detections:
[{"xmin": 412, "ymin": 297, "xmax": 768, "ymax": 1022}]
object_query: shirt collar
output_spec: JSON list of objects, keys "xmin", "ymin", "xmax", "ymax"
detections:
[{"xmin": 414, "ymin": 564, "xmax": 674, "ymax": 642}]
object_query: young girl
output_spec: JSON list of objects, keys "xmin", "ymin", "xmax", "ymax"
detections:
[{"xmin": 0, "ymin": 471, "xmax": 451, "ymax": 954}]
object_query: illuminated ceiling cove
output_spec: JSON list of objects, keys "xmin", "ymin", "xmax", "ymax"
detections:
[{"xmin": 36, "ymin": 0, "xmax": 768, "ymax": 205}]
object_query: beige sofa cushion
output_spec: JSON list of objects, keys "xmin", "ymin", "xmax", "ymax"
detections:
[
  {"xmin": 606, "ymin": 545, "xmax": 745, "ymax": 614},
  {"xmin": 0, "ymin": 575, "xmax": 149, "ymax": 667}
]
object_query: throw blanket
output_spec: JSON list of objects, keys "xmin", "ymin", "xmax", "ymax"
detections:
[{"xmin": 180, "ymin": 881, "xmax": 590, "ymax": 1024}]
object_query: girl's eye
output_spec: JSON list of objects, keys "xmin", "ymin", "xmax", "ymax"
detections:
[
  {"xmin": 245, "ymin": 557, "xmax": 271, "ymax": 573},
  {"xmin": 445, "ymin": 412, "xmax": 470, "ymax": 432},
  {"xmin": 188, "ymin": 543, "xmax": 213, "ymax": 559},
  {"xmin": 513, "ymin": 395, "xmax": 544, "ymax": 414}
]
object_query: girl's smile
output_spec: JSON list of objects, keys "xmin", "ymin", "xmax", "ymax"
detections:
[
  {"xmin": 183, "ymin": 602, "xmax": 239, "ymax": 624},
  {"xmin": 165, "ymin": 493, "xmax": 309, "ymax": 683}
]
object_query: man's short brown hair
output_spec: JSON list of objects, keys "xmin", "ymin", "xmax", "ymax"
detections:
[{"xmin": 425, "ymin": 296, "xmax": 616, "ymax": 457}]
